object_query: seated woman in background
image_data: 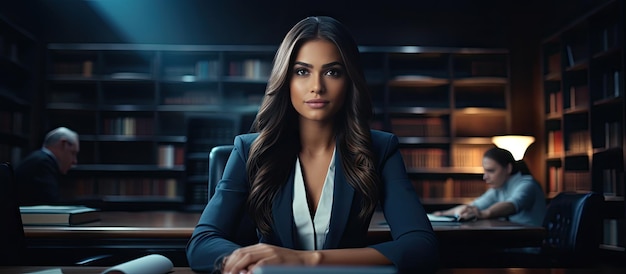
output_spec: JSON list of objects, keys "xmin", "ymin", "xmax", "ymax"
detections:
[
  {"xmin": 433, "ymin": 147, "xmax": 546, "ymax": 226},
  {"xmin": 186, "ymin": 16, "xmax": 438, "ymax": 274}
]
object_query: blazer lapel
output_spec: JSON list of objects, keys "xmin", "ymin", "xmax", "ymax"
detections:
[
  {"xmin": 324, "ymin": 148, "xmax": 354, "ymax": 249},
  {"xmin": 272, "ymin": 168, "xmax": 295, "ymax": 248}
]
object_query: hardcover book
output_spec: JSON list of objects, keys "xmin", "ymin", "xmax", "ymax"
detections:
[{"xmin": 19, "ymin": 205, "xmax": 100, "ymax": 226}]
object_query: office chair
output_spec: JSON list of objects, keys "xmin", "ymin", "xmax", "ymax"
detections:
[
  {"xmin": 541, "ymin": 191, "xmax": 605, "ymax": 266},
  {"xmin": 208, "ymin": 145, "xmax": 234, "ymax": 200},
  {"xmin": 207, "ymin": 145, "xmax": 258, "ymax": 246},
  {"xmin": 0, "ymin": 162, "xmax": 26, "ymax": 266},
  {"xmin": 498, "ymin": 191, "xmax": 605, "ymax": 267}
]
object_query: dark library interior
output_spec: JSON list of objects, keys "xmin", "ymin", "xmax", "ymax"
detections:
[{"xmin": 1, "ymin": 0, "xmax": 625, "ymax": 272}]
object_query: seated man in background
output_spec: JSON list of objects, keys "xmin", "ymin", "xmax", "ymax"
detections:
[
  {"xmin": 432, "ymin": 147, "xmax": 546, "ymax": 226},
  {"xmin": 16, "ymin": 127, "xmax": 80, "ymax": 205}
]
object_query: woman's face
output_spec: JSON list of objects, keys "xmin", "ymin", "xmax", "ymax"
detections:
[
  {"xmin": 482, "ymin": 157, "xmax": 511, "ymax": 189},
  {"xmin": 290, "ymin": 39, "xmax": 348, "ymax": 124}
]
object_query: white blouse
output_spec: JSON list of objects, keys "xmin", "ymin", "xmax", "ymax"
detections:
[{"xmin": 292, "ymin": 148, "xmax": 335, "ymax": 250}]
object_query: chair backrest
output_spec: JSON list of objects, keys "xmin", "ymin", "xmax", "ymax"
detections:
[
  {"xmin": 542, "ymin": 191, "xmax": 604, "ymax": 262},
  {"xmin": 0, "ymin": 162, "xmax": 25, "ymax": 265},
  {"xmin": 206, "ymin": 145, "xmax": 258, "ymax": 246},
  {"xmin": 207, "ymin": 145, "xmax": 234, "ymax": 200}
]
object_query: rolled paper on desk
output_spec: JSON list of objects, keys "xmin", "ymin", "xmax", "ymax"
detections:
[{"xmin": 101, "ymin": 254, "xmax": 173, "ymax": 274}]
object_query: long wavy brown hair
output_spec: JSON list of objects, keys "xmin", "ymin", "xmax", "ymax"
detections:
[{"xmin": 247, "ymin": 16, "xmax": 380, "ymax": 236}]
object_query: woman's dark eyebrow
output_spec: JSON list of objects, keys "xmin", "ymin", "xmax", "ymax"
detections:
[
  {"xmin": 293, "ymin": 61, "xmax": 344, "ymax": 69},
  {"xmin": 322, "ymin": 62, "xmax": 344, "ymax": 69}
]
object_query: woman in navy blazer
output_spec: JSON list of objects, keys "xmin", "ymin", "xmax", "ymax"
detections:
[{"xmin": 186, "ymin": 16, "xmax": 438, "ymax": 274}]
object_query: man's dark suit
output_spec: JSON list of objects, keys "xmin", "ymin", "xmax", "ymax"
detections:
[{"xmin": 15, "ymin": 150, "xmax": 61, "ymax": 205}]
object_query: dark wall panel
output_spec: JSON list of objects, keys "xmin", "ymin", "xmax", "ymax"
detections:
[{"xmin": 33, "ymin": 0, "xmax": 548, "ymax": 47}]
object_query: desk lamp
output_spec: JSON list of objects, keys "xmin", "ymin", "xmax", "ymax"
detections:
[
  {"xmin": 492, "ymin": 135, "xmax": 535, "ymax": 175},
  {"xmin": 491, "ymin": 135, "xmax": 535, "ymax": 161}
]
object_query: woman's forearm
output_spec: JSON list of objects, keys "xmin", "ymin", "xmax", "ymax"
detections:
[
  {"xmin": 311, "ymin": 247, "xmax": 391, "ymax": 266},
  {"xmin": 482, "ymin": 201, "xmax": 516, "ymax": 219}
]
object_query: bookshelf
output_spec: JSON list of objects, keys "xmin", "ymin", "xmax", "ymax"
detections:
[
  {"xmin": 45, "ymin": 44, "xmax": 510, "ymax": 209},
  {"xmin": 541, "ymin": 0, "xmax": 625, "ymax": 253},
  {"xmin": 45, "ymin": 44, "xmax": 273, "ymax": 209},
  {"xmin": 369, "ymin": 47, "xmax": 510, "ymax": 205},
  {"xmin": 0, "ymin": 15, "xmax": 37, "ymax": 166},
  {"xmin": 184, "ymin": 115, "xmax": 242, "ymax": 211}
]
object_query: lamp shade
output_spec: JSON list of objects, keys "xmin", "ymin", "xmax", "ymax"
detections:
[{"xmin": 491, "ymin": 135, "xmax": 535, "ymax": 161}]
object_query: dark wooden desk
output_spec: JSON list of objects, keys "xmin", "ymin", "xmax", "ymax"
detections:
[
  {"xmin": 369, "ymin": 211, "xmax": 545, "ymax": 248},
  {"xmin": 22, "ymin": 211, "xmax": 545, "ymax": 267},
  {"xmin": 2, "ymin": 266, "xmax": 625, "ymax": 274},
  {"xmin": 24, "ymin": 211, "xmax": 544, "ymax": 243}
]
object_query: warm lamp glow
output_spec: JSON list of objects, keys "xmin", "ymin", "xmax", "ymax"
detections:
[{"xmin": 492, "ymin": 135, "xmax": 535, "ymax": 161}]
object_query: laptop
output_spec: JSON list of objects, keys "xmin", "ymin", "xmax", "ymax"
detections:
[
  {"xmin": 253, "ymin": 265, "xmax": 397, "ymax": 274},
  {"xmin": 427, "ymin": 213, "xmax": 459, "ymax": 222}
]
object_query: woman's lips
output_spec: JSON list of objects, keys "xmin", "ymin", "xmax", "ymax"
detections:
[{"xmin": 305, "ymin": 99, "xmax": 329, "ymax": 109}]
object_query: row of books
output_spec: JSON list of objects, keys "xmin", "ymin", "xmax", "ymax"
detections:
[
  {"xmin": 601, "ymin": 168, "xmax": 625, "ymax": 197},
  {"xmin": 48, "ymin": 89, "xmax": 92, "ymax": 103},
  {"xmin": 452, "ymin": 144, "xmax": 493, "ymax": 167},
  {"xmin": 566, "ymin": 43, "xmax": 587, "ymax": 67},
  {"xmin": 227, "ymin": 59, "xmax": 271, "ymax": 79},
  {"xmin": 548, "ymin": 168, "xmax": 592, "ymax": 194},
  {"xmin": 399, "ymin": 144, "xmax": 492, "ymax": 168},
  {"xmin": 163, "ymin": 60, "xmax": 220, "ymax": 79},
  {"xmin": 562, "ymin": 171, "xmax": 592, "ymax": 192},
  {"xmin": 599, "ymin": 70, "xmax": 622, "ymax": 99},
  {"xmin": 544, "ymin": 79, "xmax": 620, "ymax": 116},
  {"xmin": 391, "ymin": 117, "xmax": 447, "ymax": 137},
  {"xmin": 548, "ymin": 124, "xmax": 619, "ymax": 155},
  {"xmin": 567, "ymin": 131, "xmax": 591, "ymax": 153},
  {"xmin": 157, "ymin": 145, "xmax": 185, "ymax": 168},
  {"xmin": 569, "ymin": 85, "xmax": 590, "ymax": 109},
  {"xmin": 103, "ymin": 117, "xmax": 154, "ymax": 135},
  {"xmin": 599, "ymin": 22, "xmax": 621, "ymax": 52},
  {"xmin": 182, "ymin": 89, "xmax": 263, "ymax": 106},
  {"xmin": 603, "ymin": 122, "xmax": 622, "ymax": 149},
  {"xmin": 69, "ymin": 177, "xmax": 179, "ymax": 198},
  {"xmin": 162, "ymin": 91, "xmax": 221, "ymax": 105},
  {"xmin": 400, "ymin": 148, "xmax": 447, "ymax": 168},
  {"xmin": 546, "ymin": 53, "xmax": 561, "ymax": 75},
  {"xmin": 412, "ymin": 178, "xmax": 487, "ymax": 199},
  {"xmin": 547, "ymin": 90, "xmax": 563, "ymax": 115},
  {"xmin": 51, "ymin": 58, "xmax": 273, "ymax": 80},
  {"xmin": 603, "ymin": 219, "xmax": 625, "ymax": 248},
  {"xmin": 52, "ymin": 60, "xmax": 94, "ymax": 77},
  {"xmin": 547, "ymin": 130, "xmax": 563, "ymax": 155},
  {"xmin": 547, "ymin": 166, "xmax": 562, "ymax": 194}
]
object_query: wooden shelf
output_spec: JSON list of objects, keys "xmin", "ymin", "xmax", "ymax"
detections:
[
  {"xmin": 541, "ymin": 0, "xmax": 625, "ymax": 252},
  {"xmin": 70, "ymin": 164, "xmax": 185, "ymax": 172},
  {"xmin": 0, "ymin": 15, "xmax": 37, "ymax": 165},
  {"xmin": 453, "ymin": 77, "xmax": 507, "ymax": 86},
  {"xmin": 44, "ymin": 44, "xmax": 510, "ymax": 208},
  {"xmin": 388, "ymin": 76, "xmax": 449, "ymax": 87}
]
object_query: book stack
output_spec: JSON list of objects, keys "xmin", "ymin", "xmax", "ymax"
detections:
[{"xmin": 19, "ymin": 205, "xmax": 100, "ymax": 226}]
